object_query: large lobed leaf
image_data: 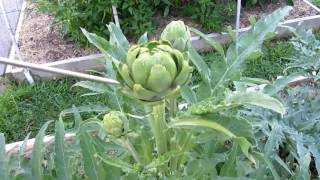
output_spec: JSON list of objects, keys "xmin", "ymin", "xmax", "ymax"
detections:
[
  {"xmin": 225, "ymin": 90, "xmax": 285, "ymax": 116},
  {"xmin": 211, "ymin": 7, "xmax": 292, "ymax": 94}
]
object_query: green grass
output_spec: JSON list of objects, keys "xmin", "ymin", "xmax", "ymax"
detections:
[
  {"xmin": 242, "ymin": 40, "xmax": 295, "ymax": 80},
  {"xmin": 0, "ymin": 79, "xmax": 110, "ymax": 143}
]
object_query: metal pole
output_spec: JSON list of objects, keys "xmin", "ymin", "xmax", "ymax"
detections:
[
  {"xmin": 0, "ymin": 0, "xmax": 34, "ymax": 84},
  {"xmin": 0, "ymin": 57, "xmax": 120, "ymax": 84},
  {"xmin": 236, "ymin": 0, "xmax": 242, "ymax": 54},
  {"xmin": 112, "ymin": 5, "xmax": 120, "ymax": 28}
]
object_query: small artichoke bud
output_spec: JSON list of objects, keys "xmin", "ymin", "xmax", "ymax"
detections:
[
  {"xmin": 160, "ymin": 21, "xmax": 191, "ymax": 52},
  {"xmin": 103, "ymin": 111, "xmax": 128, "ymax": 138}
]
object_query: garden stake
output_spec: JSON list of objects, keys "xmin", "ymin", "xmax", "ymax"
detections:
[
  {"xmin": 0, "ymin": 57, "xmax": 120, "ymax": 84},
  {"xmin": 236, "ymin": 0, "xmax": 242, "ymax": 54}
]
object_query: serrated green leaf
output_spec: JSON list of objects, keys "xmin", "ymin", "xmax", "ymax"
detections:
[
  {"xmin": 220, "ymin": 145, "xmax": 238, "ymax": 177},
  {"xmin": 31, "ymin": 121, "xmax": 53, "ymax": 180},
  {"xmin": 79, "ymin": 132, "xmax": 101, "ymax": 180},
  {"xmin": 225, "ymin": 91, "xmax": 285, "ymax": 115},
  {"xmin": 181, "ymin": 85, "xmax": 197, "ymax": 104},
  {"xmin": 188, "ymin": 46, "xmax": 211, "ymax": 86},
  {"xmin": 97, "ymin": 155, "xmax": 134, "ymax": 173},
  {"xmin": 170, "ymin": 119, "xmax": 235, "ymax": 138},
  {"xmin": 170, "ymin": 118, "xmax": 255, "ymax": 163},
  {"xmin": 71, "ymin": 105, "xmax": 82, "ymax": 132},
  {"xmin": 138, "ymin": 32, "xmax": 148, "ymax": 44},
  {"xmin": 60, "ymin": 105, "xmax": 109, "ymax": 117},
  {"xmin": 72, "ymin": 81, "xmax": 112, "ymax": 94},
  {"xmin": 106, "ymin": 23, "xmax": 130, "ymax": 50},
  {"xmin": 19, "ymin": 132, "xmax": 31, "ymax": 165},
  {"xmin": 81, "ymin": 28, "xmax": 123, "ymax": 65},
  {"xmin": 263, "ymin": 73, "xmax": 305, "ymax": 95},
  {"xmin": 55, "ymin": 119, "xmax": 70, "ymax": 180},
  {"xmin": 190, "ymin": 27, "xmax": 225, "ymax": 57},
  {"xmin": 211, "ymin": 7, "xmax": 292, "ymax": 94}
]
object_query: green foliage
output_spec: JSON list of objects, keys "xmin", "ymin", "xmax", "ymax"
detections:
[
  {"xmin": 286, "ymin": 27, "xmax": 320, "ymax": 79},
  {"xmin": 32, "ymin": 0, "xmax": 165, "ymax": 45},
  {"xmin": 201, "ymin": 39, "xmax": 296, "ymax": 82},
  {"xmin": 1, "ymin": 8, "xmax": 293, "ymax": 179},
  {"xmin": 242, "ymin": 86, "xmax": 320, "ymax": 179},
  {"xmin": 173, "ymin": 0, "xmax": 236, "ymax": 32}
]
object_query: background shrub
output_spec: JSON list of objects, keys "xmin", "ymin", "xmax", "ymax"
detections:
[{"xmin": 33, "ymin": 0, "xmax": 169, "ymax": 45}]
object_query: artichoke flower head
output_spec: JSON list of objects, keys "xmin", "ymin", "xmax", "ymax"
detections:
[
  {"xmin": 119, "ymin": 40, "xmax": 192, "ymax": 102},
  {"xmin": 103, "ymin": 111, "xmax": 128, "ymax": 138},
  {"xmin": 161, "ymin": 21, "xmax": 191, "ymax": 52}
]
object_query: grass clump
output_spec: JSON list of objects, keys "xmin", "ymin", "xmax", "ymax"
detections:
[
  {"xmin": 0, "ymin": 79, "xmax": 109, "ymax": 143},
  {"xmin": 242, "ymin": 40, "xmax": 296, "ymax": 80}
]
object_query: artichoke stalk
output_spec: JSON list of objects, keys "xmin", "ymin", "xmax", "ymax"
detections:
[
  {"xmin": 119, "ymin": 40, "xmax": 192, "ymax": 102},
  {"xmin": 161, "ymin": 20, "xmax": 191, "ymax": 52}
]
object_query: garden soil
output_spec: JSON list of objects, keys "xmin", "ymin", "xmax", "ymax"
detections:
[{"xmin": 18, "ymin": 3, "xmax": 98, "ymax": 64}]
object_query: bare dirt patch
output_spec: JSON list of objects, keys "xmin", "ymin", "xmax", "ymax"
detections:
[
  {"xmin": 239, "ymin": 0, "xmax": 319, "ymax": 28},
  {"xmin": 18, "ymin": 2, "xmax": 98, "ymax": 64}
]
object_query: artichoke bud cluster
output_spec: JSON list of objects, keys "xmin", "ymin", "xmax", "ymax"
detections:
[
  {"xmin": 119, "ymin": 40, "xmax": 193, "ymax": 102},
  {"xmin": 160, "ymin": 20, "xmax": 191, "ymax": 52},
  {"xmin": 103, "ymin": 111, "xmax": 128, "ymax": 138}
]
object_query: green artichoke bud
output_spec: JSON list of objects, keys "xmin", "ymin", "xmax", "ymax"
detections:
[
  {"xmin": 119, "ymin": 41, "xmax": 192, "ymax": 102},
  {"xmin": 103, "ymin": 111, "xmax": 128, "ymax": 138},
  {"xmin": 160, "ymin": 21, "xmax": 191, "ymax": 52}
]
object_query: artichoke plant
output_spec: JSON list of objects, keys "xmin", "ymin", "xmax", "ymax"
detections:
[
  {"xmin": 161, "ymin": 20, "xmax": 191, "ymax": 52},
  {"xmin": 103, "ymin": 111, "xmax": 128, "ymax": 138},
  {"xmin": 119, "ymin": 40, "xmax": 192, "ymax": 102}
]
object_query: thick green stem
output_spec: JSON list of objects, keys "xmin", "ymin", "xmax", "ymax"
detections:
[
  {"xmin": 149, "ymin": 101, "xmax": 167, "ymax": 156},
  {"xmin": 170, "ymin": 132, "xmax": 192, "ymax": 171},
  {"xmin": 145, "ymin": 101, "xmax": 168, "ymax": 175},
  {"xmin": 120, "ymin": 137, "xmax": 141, "ymax": 164},
  {"xmin": 169, "ymin": 98, "xmax": 178, "ymax": 118}
]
